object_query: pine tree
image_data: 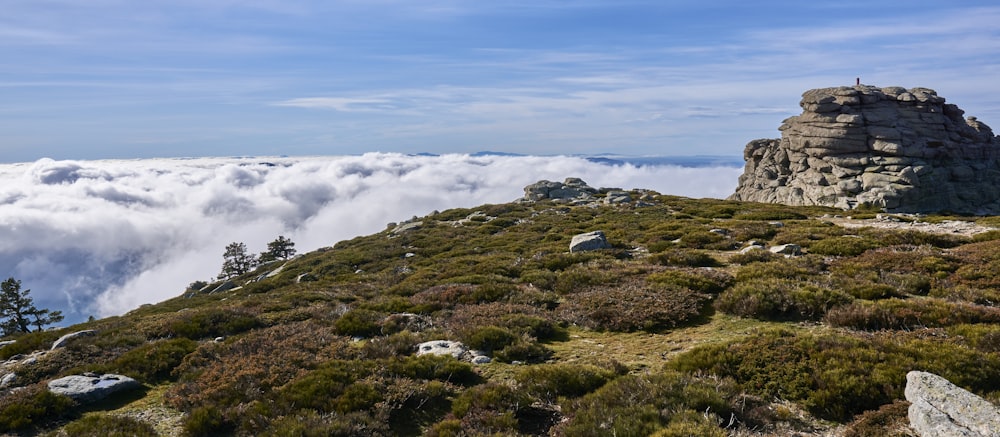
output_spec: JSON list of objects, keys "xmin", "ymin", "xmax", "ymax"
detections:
[
  {"xmin": 0, "ymin": 277, "xmax": 64, "ymax": 336},
  {"xmin": 259, "ymin": 236, "xmax": 297, "ymax": 263},
  {"xmin": 220, "ymin": 242, "xmax": 258, "ymax": 280}
]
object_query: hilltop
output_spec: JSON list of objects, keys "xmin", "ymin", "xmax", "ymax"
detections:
[{"xmin": 3, "ymin": 179, "xmax": 1000, "ymax": 436}]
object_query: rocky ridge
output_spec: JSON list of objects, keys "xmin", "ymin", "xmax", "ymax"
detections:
[{"xmin": 731, "ymin": 85, "xmax": 1000, "ymax": 214}]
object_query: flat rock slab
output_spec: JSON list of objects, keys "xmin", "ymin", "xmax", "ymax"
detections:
[{"xmin": 48, "ymin": 373, "xmax": 141, "ymax": 403}]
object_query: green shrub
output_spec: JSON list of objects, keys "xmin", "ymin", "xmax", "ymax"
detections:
[
  {"xmin": 735, "ymin": 256, "xmax": 826, "ymax": 281},
  {"xmin": 842, "ymin": 400, "xmax": 912, "ymax": 437},
  {"xmin": 334, "ymin": 308, "xmax": 382, "ymax": 337},
  {"xmin": 0, "ymin": 384, "xmax": 76, "ymax": 432},
  {"xmin": 557, "ymin": 281, "xmax": 711, "ymax": 332},
  {"xmin": 728, "ymin": 248, "xmax": 778, "ymax": 265},
  {"xmin": 650, "ymin": 411, "xmax": 727, "ymax": 437},
  {"xmin": 451, "ymin": 382, "xmax": 530, "ymax": 421},
  {"xmin": 388, "ymin": 354, "xmax": 478, "ymax": 385},
  {"xmin": 62, "ymin": 414, "xmax": 158, "ymax": 437},
  {"xmin": 647, "ymin": 268, "xmax": 732, "ymax": 294},
  {"xmin": 164, "ymin": 307, "xmax": 263, "ymax": 340},
  {"xmin": 107, "ymin": 338, "xmax": 197, "ymax": 382},
  {"xmin": 514, "ymin": 364, "xmax": 615, "ymax": 402},
  {"xmin": 669, "ymin": 329, "xmax": 1000, "ymax": 422},
  {"xmin": 650, "ymin": 250, "xmax": 719, "ymax": 267},
  {"xmin": 494, "ymin": 341, "xmax": 553, "ymax": 364},
  {"xmin": 461, "ymin": 326, "xmax": 519, "ymax": 353},
  {"xmin": 556, "ymin": 371, "xmax": 737, "ymax": 436},
  {"xmin": 824, "ymin": 298, "xmax": 1000, "ymax": 331},
  {"xmin": 809, "ymin": 236, "xmax": 878, "ymax": 256},
  {"xmin": 183, "ymin": 406, "xmax": 226, "ymax": 437},
  {"xmin": 0, "ymin": 329, "xmax": 62, "ymax": 360},
  {"xmin": 716, "ymin": 278, "xmax": 852, "ymax": 321}
]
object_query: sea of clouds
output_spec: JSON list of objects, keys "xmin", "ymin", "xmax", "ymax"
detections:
[{"xmin": 0, "ymin": 153, "xmax": 743, "ymax": 324}]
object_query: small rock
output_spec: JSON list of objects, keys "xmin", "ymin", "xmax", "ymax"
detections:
[
  {"xmin": 471, "ymin": 355, "xmax": 492, "ymax": 365},
  {"xmin": 769, "ymin": 244, "xmax": 802, "ymax": 256},
  {"xmin": 570, "ymin": 231, "xmax": 611, "ymax": 253}
]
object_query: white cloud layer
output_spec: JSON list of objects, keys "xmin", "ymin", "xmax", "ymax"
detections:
[{"xmin": 0, "ymin": 154, "xmax": 742, "ymax": 323}]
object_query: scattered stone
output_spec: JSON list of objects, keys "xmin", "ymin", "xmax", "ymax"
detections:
[
  {"xmin": 214, "ymin": 337, "xmax": 225, "ymax": 343},
  {"xmin": 570, "ymin": 231, "xmax": 611, "ymax": 253},
  {"xmin": 0, "ymin": 340, "xmax": 15, "ymax": 348},
  {"xmin": 47, "ymin": 373, "xmax": 141, "ymax": 403},
  {"xmin": 51, "ymin": 330, "xmax": 96, "ymax": 350},
  {"xmin": 603, "ymin": 190, "xmax": 632, "ymax": 204},
  {"xmin": 731, "ymin": 85, "xmax": 1000, "ymax": 214},
  {"xmin": 905, "ymin": 370, "xmax": 1000, "ymax": 437},
  {"xmin": 295, "ymin": 273, "xmax": 317, "ymax": 283},
  {"xmin": 470, "ymin": 355, "xmax": 492, "ymax": 365},
  {"xmin": 740, "ymin": 245, "xmax": 766, "ymax": 254},
  {"xmin": 416, "ymin": 340, "xmax": 468, "ymax": 360},
  {"xmin": 210, "ymin": 281, "xmax": 236, "ymax": 293},
  {"xmin": 769, "ymin": 244, "xmax": 802, "ymax": 256},
  {"xmin": 0, "ymin": 373, "xmax": 16, "ymax": 388}
]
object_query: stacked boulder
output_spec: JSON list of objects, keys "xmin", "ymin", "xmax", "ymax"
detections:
[{"xmin": 730, "ymin": 86, "xmax": 1000, "ymax": 214}]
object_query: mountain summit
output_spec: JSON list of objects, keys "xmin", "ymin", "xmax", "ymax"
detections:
[{"xmin": 731, "ymin": 85, "xmax": 1000, "ymax": 214}]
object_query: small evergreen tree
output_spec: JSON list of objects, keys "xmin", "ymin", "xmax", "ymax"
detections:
[
  {"xmin": 0, "ymin": 277, "xmax": 64, "ymax": 336},
  {"xmin": 259, "ymin": 236, "xmax": 296, "ymax": 263},
  {"xmin": 219, "ymin": 242, "xmax": 258, "ymax": 280}
]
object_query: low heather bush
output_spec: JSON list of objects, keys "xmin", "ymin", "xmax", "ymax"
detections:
[
  {"xmin": 824, "ymin": 298, "xmax": 1000, "ymax": 331},
  {"xmin": 62, "ymin": 414, "xmax": 158, "ymax": 437},
  {"xmin": 0, "ymin": 383, "xmax": 76, "ymax": 432},
  {"xmin": 716, "ymin": 278, "xmax": 852, "ymax": 321},
  {"xmin": 670, "ymin": 329, "xmax": 1000, "ymax": 422},
  {"xmin": 557, "ymin": 281, "xmax": 710, "ymax": 332}
]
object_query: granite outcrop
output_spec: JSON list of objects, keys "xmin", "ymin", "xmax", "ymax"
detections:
[{"xmin": 730, "ymin": 85, "xmax": 1000, "ymax": 214}]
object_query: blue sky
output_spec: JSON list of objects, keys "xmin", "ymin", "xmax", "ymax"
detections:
[{"xmin": 2, "ymin": 1, "xmax": 999, "ymax": 162}]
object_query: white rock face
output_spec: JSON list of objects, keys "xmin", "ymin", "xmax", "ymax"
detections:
[
  {"xmin": 731, "ymin": 86, "xmax": 1000, "ymax": 214},
  {"xmin": 47, "ymin": 373, "xmax": 141, "ymax": 403},
  {"xmin": 905, "ymin": 371, "xmax": 1000, "ymax": 437}
]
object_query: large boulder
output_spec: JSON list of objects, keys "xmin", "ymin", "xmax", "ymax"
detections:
[
  {"xmin": 47, "ymin": 373, "xmax": 141, "ymax": 403},
  {"xmin": 570, "ymin": 231, "xmax": 611, "ymax": 252},
  {"xmin": 905, "ymin": 371, "xmax": 1000, "ymax": 437},
  {"xmin": 731, "ymin": 85, "xmax": 1000, "ymax": 214}
]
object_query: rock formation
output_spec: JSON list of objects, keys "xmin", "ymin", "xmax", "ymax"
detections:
[
  {"xmin": 905, "ymin": 370, "xmax": 1000, "ymax": 437},
  {"xmin": 730, "ymin": 85, "xmax": 1000, "ymax": 214},
  {"xmin": 522, "ymin": 178, "xmax": 598, "ymax": 203}
]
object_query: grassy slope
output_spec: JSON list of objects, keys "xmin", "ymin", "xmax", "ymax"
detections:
[{"xmin": 4, "ymin": 191, "xmax": 1000, "ymax": 436}]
